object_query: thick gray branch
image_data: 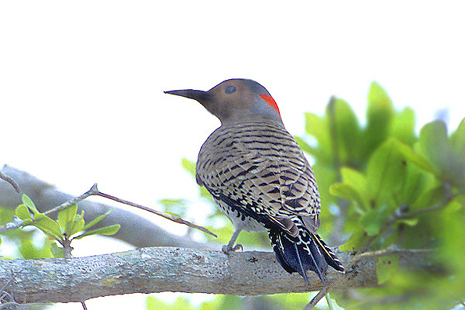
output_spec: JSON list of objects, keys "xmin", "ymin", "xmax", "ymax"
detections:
[
  {"xmin": 0, "ymin": 166, "xmax": 438, "ymax": 306},
  {"xmin": 1, "ymin": 248, "xmax": 364, "ymax": 304},
  {"xmin": 0, "ymin": 247, "xmax": 435, "ymax": 304},
  {"xmin": 0, "ymin": 165, "xmax": 210, "ymax": 249}
]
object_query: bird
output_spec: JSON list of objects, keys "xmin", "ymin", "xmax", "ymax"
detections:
[{"xmin": 165, "ymin": 78, "xmax": 344, "ymax": 284}]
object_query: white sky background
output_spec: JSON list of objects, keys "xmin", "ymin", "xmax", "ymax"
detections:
[{"xmin": 1, "ymin": 1, "xmax": 464, "ymax": 309}]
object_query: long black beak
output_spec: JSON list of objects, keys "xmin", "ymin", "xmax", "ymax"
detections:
[{"xmin": 164, "ymin": 89, "xmax": 214, "ymax": 102}]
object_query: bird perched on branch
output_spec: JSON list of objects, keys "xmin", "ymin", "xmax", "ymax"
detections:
[{"xmin": 165, "ymin": 79, "xmax": 344, "ymax": 284}]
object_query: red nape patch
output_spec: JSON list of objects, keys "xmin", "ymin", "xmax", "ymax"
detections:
[{"xmin": 260, "ymin": 94, "xmax": 281, "ymax": 116}]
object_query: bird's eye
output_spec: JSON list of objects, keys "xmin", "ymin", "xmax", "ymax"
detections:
[{"xmin": 225, "ymin": 85, "xmax": 236, "ymax": 94}]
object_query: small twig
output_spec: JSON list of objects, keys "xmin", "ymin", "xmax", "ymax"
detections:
[
  {"xmin": 358, "ymin": 183, "xmax": 454, "ymax": 254},
  {"xmin": 0, "ymin": 183, "xmax": 217, "ymax": 238},
  {"xmin": 0, "ymin": 274, "xmax": 17, "ymax": 296},
  {"xmin": 62, "ymin": 238, "xmax": 74, "ymax": 259},
  {"xmin": 357, "ymin": 204, "xmax": 409, "ymax": 254},
  {"xmin": 0, "ymin": 169, "xmax": 20, "ymax": 193},
  {"xmin": 350, "ymin": 245, "xmax": 433, "ymax": 266},
  {"xmin": 0, "ymin": 269, "xmax": 23, "ymax": 307},
  {"xmin": 304, "ymin": 287, "xmax": 330, "ymax": 310},
  {"xmin": 94, "ymin": 187, "xmax": 217, "ymax": 238},
  {"xmin": 43, "ymin": 183, "xmax": 101, "ymax": 216},
  {"xmin": 81, "ymin": 301, "xmax": 88, "ymax": 310},
  {"xmin": 0, "ymin": 301, "xmax": 20, "ymax": 309},
  {"xmin": 0, "ymin": 216, "xmax": 24, "ymax": 233},
  {"xmin": 0, "ymin": 184, "xmax": 101, "ymax": 233}
]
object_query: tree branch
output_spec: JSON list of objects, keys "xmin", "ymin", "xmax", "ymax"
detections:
[
  {"xmin": 0, "ymin": 165, "xmax": 213, "ymax": 249},
  {"xmin": 0, "ymin": 170, "xmax": 20, "ymax": 193},
  {"xmin": 303, "ymin": 288, "xmax": 329, "ymax": 310},
  {"xmin": 0, "ymin": 247, "xmax": 436, "ymax": 305}
]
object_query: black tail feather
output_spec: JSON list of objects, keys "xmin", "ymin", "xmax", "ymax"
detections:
[
  {"xmin": 313, "ymin": 233, "xmax": 345, "ymax": 273},
  {"xmin": 270, "ymin": 228, "xmax": 328, "ymax": 283},
  {"xmin": 269, "ymin": 228, "xmax": 344, "ymax": 284}
]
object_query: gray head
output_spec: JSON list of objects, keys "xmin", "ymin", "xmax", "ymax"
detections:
[{"xmin": 165, "ymin": 79, "xmax": 282, "ymax": 124}]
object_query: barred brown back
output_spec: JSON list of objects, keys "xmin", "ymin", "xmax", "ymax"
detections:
[{"xmin": 196, "ymin": 116, "xmax": 321, "ymax": 235}]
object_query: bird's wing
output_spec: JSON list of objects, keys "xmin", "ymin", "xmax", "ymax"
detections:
[{"xmin": 234, "ymin": 139, "xmax": 321, "ymax": 234}]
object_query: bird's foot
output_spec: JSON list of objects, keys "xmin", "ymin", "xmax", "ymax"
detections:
[{"xmin": 222, "ymin": 244, "xmax": 243, "ymax": 254}]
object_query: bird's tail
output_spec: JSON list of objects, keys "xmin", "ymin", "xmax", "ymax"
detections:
[{"xmin": 269, "ymin": 226, "xmax": 344, "ymax": 284}]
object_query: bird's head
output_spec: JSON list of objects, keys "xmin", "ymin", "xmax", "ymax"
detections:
[{"xmin": 165, "ymin": 79, "xmax": 282, "ymax": 125}]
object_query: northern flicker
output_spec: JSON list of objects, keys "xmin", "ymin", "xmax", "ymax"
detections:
[{"xmin": 165, "ymin": 79, "xmax": 344, "ymax": 284}]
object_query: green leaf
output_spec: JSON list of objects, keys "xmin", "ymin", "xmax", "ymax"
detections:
[
  {"xmin": 68, "ymin": 218, "xmax": 85, "ymax": 237},
  {"xmin": 22, "ymin": 219, "xmax": 33, "ymax": 226},
  {"xmin": 400, "ymin": 161, "xmax": 435, "ymax": 206},
  {"xmin": 159, "ymin": 199, "xmax": 188, "ymax": 217},
  {"xmin": 200, "ymin": 186, "xmax": 213, "ymax": 199},
  {"xmin": 147, "ymin": 296, "xmax": 198, "ymax": 310},
  {"xmin": 360, "ymin": 206, "xmax": 387, "ymax": 236},
  {"xmin": 16, "ymin": 204, "xmax": 32, "ymax": 220},
  {"xmin": 22, "ymin": 194, "xmax": 39, "ymax": 214},
  {"xmin": 391, "ymin": 107, "xmax": 417, "ymax": 146},
  {"xmin": 19, "ymin": 238, "xmax": 53, "ymax": 259},
  {"xmin": 398, "ymin": 142, "xmax": 437, "ymax": 174},
  {"xmin": 417, "ymin": 120, "xmax": 465, "ymax": 193},
  {"xmin": 146, "ymin": 296, "xmax": 174, "ymax": 310},
  {"xmin": 330, "ymin": 183, "xmax": 365, "ymax": 212},
  {"xmin": 214, "ymin": 295, "xmax": 243, "ymax": 310},
  {"xmin": 325, "ymin": 295, "xmax": 346, "ymax": 310},
  {"xmin": 75, "ymin": 210, "xmax": 84, "ymax": 222},
  {"xmin": 74, "ymin": 224, "xmax": 121, "ymax": 239},
  {"xmin": 339, "ymin": 230, "xmax": 369, "ymax": 252},
  {"xmin": 304, "ymin": 112, "xmax": 332, "ymax": 164},
  {"xmin": 313, "ymin": 163, "xmax": 338, "ymax": 210},
  {"xmin": 58, "ymin": 204, "xmax": 84, "ymax": 237},
  {"xmin": 366, "ymin": 139, "xmax": 407, "ymax": 206},
  {"xmin": 51, "ymin": 242, "xmax": 64, "ymax": 258},
  {"xmin": 416, "ymin": 120, "xmax": 450, "ymax": 176},
  {"xmin": 376, "ymin": 254, "xmax": 400, "ymax": 284},
  {"xmin": 438, "ymin": 196, "xmax": 465, "ymax": 275},
  {"xmin": 388, "ymin": 141, "xmax": 437, "ymax": 206},
  {"xmin": 340, "ymin": 167, "xmax": 368, "ymax": 210},
  {"xmin": 443, "ymin": 196, "xmax": 463, "ymax": 214},
  {"xmin": 181, "ymin": 158, "xmax": 196, "ymax": 177},
  {"xmin": 181, "ymin": 158, "xmax": 215, "ymax": 199},
  {"xmin": 449, "ymin": 119, "xmax": 465, "ymax": 193},
  {"xmin": 59, "ymin": 207, "xmax": 82, "ymax": 237},
  {"xmin": 294, "ymin": 136, "xmax": 316, "ymax": 156},
  {"xmin": 450, "ymin": 118, "xmax": 465, "ymax": 155},
  {"xmin": 33, "ymin": 214, "xmax": 63, "ymax": 240},
  {"xmin": 411, "ymin": 185, "xmax": 445, "ymax": 210},
  {"xmin": 57, "ymin": 204, "xmax": 78, "ymax": 231},
  {"xmin": 363, "ymin": 82, "xmax": 394, "ymax": 156},
  {"xmin": 397, "ymin": 217, "xmax": 419, "ymax": 226},
  {"xmin": 327, "ymin": 97, "xmax": 362, "ymax": 166},
  {"xmin": 83, "ymin": 208, "xmax": 113, "ymax": 231},
  {"xmin": 304, "ymin": 112, "xmax": 329, "ymax": 147}
]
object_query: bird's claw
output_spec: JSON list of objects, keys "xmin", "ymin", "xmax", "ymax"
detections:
[{"xmin": 222, "ymin": 244, "xmax": 243, "ymax": 254}]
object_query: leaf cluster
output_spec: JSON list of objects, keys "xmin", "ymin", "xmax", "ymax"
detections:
[
  {"xmin": 14, "ymin": 195, "xmax": 120, "ymax": 258},
  {"xmin": 297, "ymin": 82, "xmax": 465, "ymax": 309}
]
